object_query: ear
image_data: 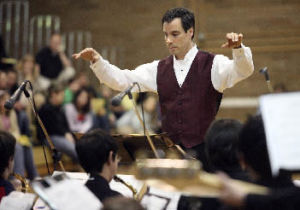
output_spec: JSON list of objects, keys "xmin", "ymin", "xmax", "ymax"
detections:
[
  {"xmin": 107, "ymin": 151, "xmax": 114, "ymax": 166},
  {"xmin": 188, "ymin": 28, "xmax": 194, "ymax": 39}
]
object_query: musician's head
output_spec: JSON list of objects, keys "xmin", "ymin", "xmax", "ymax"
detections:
[
  {"xmin": 238, "ymin": 115, "xmax": 272, "ymax": 181},
  {"xmin": 0, "ymin": 130, "xmax": 16, "ymax": 179},
  {"xmin": 205, "ymin": 119, "xmax": 243, "ymax": 174},
  {"xmin": 76, "ymin": 129, "xmax": 119, "ymax": 182}
]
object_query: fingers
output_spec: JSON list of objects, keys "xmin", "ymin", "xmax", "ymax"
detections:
[
  {"xmin": 72, "ymin": 48, "xmax": 96, "ymax": 61},
  {"xmin": 221, "ymin": 32, "xmax": 243, "ymax": 48}
]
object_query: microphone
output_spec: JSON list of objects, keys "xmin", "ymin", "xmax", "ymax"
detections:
[
  {"xmin": 111, "ymin": 82, "xmax": 137, "ymax": 106},
  {"xmin": 259, "ymin": 67, "xmax": 270, "ymax": 81},
  {"xmin": 4, "ymin": 80, "xmax": 28, "ymax": 110}
]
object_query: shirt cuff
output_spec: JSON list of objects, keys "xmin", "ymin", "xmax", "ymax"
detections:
[
  {"xmin": 232, "ymin": 43, "xmax": 247, "ymax": 59},
  {"xmin": 89, "ymin": 56, "xmax": 103, "ymax": 69}
]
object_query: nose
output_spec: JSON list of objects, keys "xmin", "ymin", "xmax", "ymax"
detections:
[{"xmin": 165, "ymin": 36, "xmax": 172, "ymax": 45}]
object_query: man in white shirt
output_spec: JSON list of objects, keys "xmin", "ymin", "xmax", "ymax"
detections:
[{"xmin": 73, "ymin": 8, "xmax": 254, "ymax": 170}]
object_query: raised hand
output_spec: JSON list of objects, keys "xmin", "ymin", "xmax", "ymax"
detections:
[
  {"xmin": 72, "ymin": 48, "xmax": 100, "ymax": 63},
  {"xmin": 221, "ymin": 33, "xmax": 243, "ymax": 49}
]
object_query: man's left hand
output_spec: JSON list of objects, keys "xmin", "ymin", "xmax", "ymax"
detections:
[{"xmin": 221, "ymin": 33, "xmax": 243, "ymax": 49}]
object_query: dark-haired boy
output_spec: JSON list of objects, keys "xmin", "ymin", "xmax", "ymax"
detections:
[{"xmin": 75, "ymin": 129, "xmax": 122, "ymax": 202}]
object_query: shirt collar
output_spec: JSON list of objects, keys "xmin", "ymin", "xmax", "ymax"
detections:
[{"xmin": 173, "ymin": 44, "xmax": 198, "ymax": 63}]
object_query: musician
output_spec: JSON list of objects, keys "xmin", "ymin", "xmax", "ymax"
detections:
[
  {"xmin": 75, "ymin": 129, "xmax": 122, "ymax": 202},
  {"xmin": 73, "ymin": 7, "xmax": 254, "ymax": 167},
  {"xmin": 219, "ymin": 115, "xmax": 299, "ymax": 210},
  {"xmin": 0, "ymin": 131, "xmax": 16, "ymax": 202}
]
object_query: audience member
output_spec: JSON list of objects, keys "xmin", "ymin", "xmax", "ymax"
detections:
[
  {"xmin": 16, "ymin": 54, "xmax": 45, "ymax": 93},
  {"xmin": 0, "ymin": 91, "xmax": 38, "ymax": 180},
  {"xmin": 75, "ymin": 129, "xmax": 122, "ymax": 202},
  {"xmin": 64, "ymin": 88, "xmax": 95, "ymax": 133},
  {"xmin": 116, "ymin": 93, "xmax": 159, "ymax": 134},
  {"xmin": 0, "ymin": 131, "xmax": 16, "ymax": 202},
  {"xmin": 6, "ymin": 69, "xmax": 18, "ymax": 95},
  {"xmin": 38, "ymin": 84, "xmax": 77, "ymax": 160},
  {"xmin": 35, "ymin": 33, "xmax": 75, "ymax": 90},
  {"xmin": 0, "ymin": 71, "xmax": 7, "ymax": 90}
]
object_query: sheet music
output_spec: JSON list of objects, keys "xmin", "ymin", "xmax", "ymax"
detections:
[
  {"xmin": 260, "ymin": 92, "xmax": 300, "ymax": 175},
  {"xmin": 0, "ymin": 192, "xmax": 36, "ymax": 210}
]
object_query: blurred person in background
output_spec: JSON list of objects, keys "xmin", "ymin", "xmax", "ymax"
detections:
[
  {"xmin": 116, "ymin": 93, "xmax": 159, "ymax": 134},
  {"xmin": 38, "ymin": 84, "xmax": 77, "ymax": 160},
  {"xmin": 35, "ymin": 33, "xmax": 75, "ymax": 90},
  {"xmin": 0, "ymin": 91, "xmax": 38, "ymax": 180},
  {"xmin": 64, "ymin": 88, "xmax": 95, "ymax": 133},
  {"xmin": 6, "ymin": 69, "xmax": 18, "ymax": 95}
]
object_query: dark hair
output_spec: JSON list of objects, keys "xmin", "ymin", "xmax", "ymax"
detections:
[
  {"xmin": 205, "ymin": 119, "xmax": 242, "ymax": 173},
  {"xmin": 73, "ymin": 88, "xmax": 91, "ymax": 114},
  {"xmin": 47, "ymin": 83, "xmax": 64, "ymax": 98},
  {"xmin": 238, "ymin": 115, "xmax": 272, "ymax": 179},
  {"xmin": 75, "ymin": 129, "xmax": 118, "ymax": 174},
  {"xmin": 162, "ymin": 7, "xmax": 195, "ymax": 39},
  {"xmin": 0, "ymin": 130, "xmax": 16, "ymax": 176}
]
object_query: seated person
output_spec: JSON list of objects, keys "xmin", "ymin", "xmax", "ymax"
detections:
[
  {"xmin": 205, "ymin": 119, "xmax": 249, "ymax": 181},
  {"xmin": 219, "ymin": 115, "xmax": 299, "ymax": 210},
  {"xmin": 38, "ymin": 84, "xmax": 77, "ymax": 160},
  {"xmin": 0, "ymin": 131, "xmax": 16, "ymax": 202},
  {"xmin": 178, "ymin": 119, "xmax": 249, "ymax": 210},
  {"xmin": 35, "ymin": 33, "xmax": 75, "ymax": 90},
  {"xmin": 75, "ymin": 129, "xmax": 122, "ymax": 202}
]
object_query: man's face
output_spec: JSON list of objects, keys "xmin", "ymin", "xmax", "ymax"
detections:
[
  {"xmin": 50, "ymin": 34, "xmax": 62, "ymax": 53},
  {"xmin": 163, "ymin": 18, "xmax": 193, "ymax": 59}
]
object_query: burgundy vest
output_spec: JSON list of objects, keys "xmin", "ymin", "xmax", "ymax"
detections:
[{"xmin": 157, "ymin": 51, "xmax": 222, "ymax": 148}]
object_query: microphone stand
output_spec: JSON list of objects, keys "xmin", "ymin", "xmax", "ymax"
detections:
[
  {"xmin": 259, "ymin": 67, "xmax": 273, "ymax": 93},
  {"xmin": 126, "ymin": 86, "xmax": 160, "ymax": 159},
  {"xmin": 23, "ymin": 82, "xmax": 65, "ymax": 173}
]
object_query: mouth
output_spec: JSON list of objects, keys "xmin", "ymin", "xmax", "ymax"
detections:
[{"xmin": 169, "ymin": 46, "xmax": 177, "ymax": 50}]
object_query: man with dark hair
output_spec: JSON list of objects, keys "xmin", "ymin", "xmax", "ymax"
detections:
[
  {"xmin": 75, "ymin": 129, "xmax": 121, "ymax": 202},
  {"xmin": 0, "ymin": 131, "xmax": 16, "ymax": 202},
  {"xmin": 38, "ymin": 84, "xmax": 77, "ymax": 160},
  {"xmin": 73, "ymin": 7, "xmax": 254, "ymax": 165}
]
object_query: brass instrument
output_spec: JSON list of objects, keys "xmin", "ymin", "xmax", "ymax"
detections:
[
  {"xmin": 13, "ymin": 173, "xmax": 31, "ymax": 193},
  {"xmin": 132, "ymin": 158, "xmax": 269, "ymax": 197},
  {"xmin": 113, "ymin": 175, "xmax": 138, "ymax": 199}
]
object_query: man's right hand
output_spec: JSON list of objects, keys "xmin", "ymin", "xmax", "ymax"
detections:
[{"xmin": 72, "ymin": 48, "xmax": 100, "ymax": 63}]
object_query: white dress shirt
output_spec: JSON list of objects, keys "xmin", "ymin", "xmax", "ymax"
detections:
[{"xmin": 90, "ymin": 44, "xmax": 254, "ymax": 93}]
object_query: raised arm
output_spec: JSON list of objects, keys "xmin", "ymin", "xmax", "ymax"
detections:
[
  {"xmin": 211, "ymin": 33, "xmax": 254, "ymax": 93},
  {"xmin": 73, "ymin": 48, "xmax": 158, "ymax": 93}
]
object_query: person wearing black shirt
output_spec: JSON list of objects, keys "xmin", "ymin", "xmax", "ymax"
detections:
[
  {"xmin": 75, "ymin": 129, "xmax": 122, "ymax": 202},
  {"xmin": 38, "ymin": 84, "xmax": 77, "ymax": 160},
  {"xmin": 35, "ymin": 33, "xmax": 74, "ymax": 89}
]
